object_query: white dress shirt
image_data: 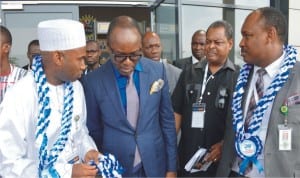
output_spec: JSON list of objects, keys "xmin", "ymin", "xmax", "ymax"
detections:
[{"xmin": 192, "ymin": 56, "xmax": 200, "ymax": 64}]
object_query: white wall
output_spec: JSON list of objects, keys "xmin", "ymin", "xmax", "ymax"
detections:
[
  {"xmin": 289, "ymin": 0, "xmax": 300, "ymax": 59},
  {"xmin": 181, "ymin": 5, "xmax": 222, "ymax": 58}
]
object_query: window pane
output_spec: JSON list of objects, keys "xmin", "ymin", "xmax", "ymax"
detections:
[
  {"xmin": 235, "ymin": 0, "xmax": 269, "ymax": 7},
  {"xmin": 156, "ymin": 3, "xmax": 177, "ymax": 62},
  {"xmin": 181, "ymin": 5, "xmax": 222, "ymax": 58}
]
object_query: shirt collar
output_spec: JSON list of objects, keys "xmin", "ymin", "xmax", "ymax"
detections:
[
  {"xmin": 253, "ymin": 51, "xmax": 285, "ymax": 79},
  {"xmin": 194, "ymin": 58, "xmax": 207, "ymax": 69},
  {"xmin": 194, "ymin": 58, "xmax": 236, "ymax": 71},
  {"xmin": 222, "ymin": 58, "xmax": 237, "ymax": 71},
  {"xmin": 192, "ymin": 56, "xmax": 200, "ymax": 64}
]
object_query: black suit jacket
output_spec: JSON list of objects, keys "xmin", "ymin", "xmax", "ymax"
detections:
[
  {"xmin": 173, "ymin": 56, "xmax": 192, "ymax": 69},
  {"xmin": 22, "ymin": 64, "xmax": 29, "ymax": 70}
]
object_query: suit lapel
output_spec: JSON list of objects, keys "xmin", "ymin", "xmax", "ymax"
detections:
[
  {"xmin": 102, "ymin": 61, "xmax": 126, "ymax": 117},
  {"xmin": 269, "ymin": 67, "xmax": 295, "ymax": 126},
  {"xmin": 265, "ymin": 65, "xmax": 297, "ymax": 152},
  {"xmin": 139, "ymin": 60, "xmax": 151, "ymax": 118},
  {"xmin": 189, "ymin": 56, "xmax": 193, "ymax": 65}
]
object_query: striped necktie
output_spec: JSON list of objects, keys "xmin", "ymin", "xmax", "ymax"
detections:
[
  {"xmin": 241, "ymin": 68, "xmax": 266, "ymax": 175},
  {"xmin": 245, "ymin": 68, "xmax": 266, "ymax": 131}
]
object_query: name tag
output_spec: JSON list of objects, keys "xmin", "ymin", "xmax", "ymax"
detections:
[
  {"xmin": 191, "ymin": 103, "xmax": 206, "ymax": 128},
  {"xmin": 278, "ymin": 124, "xmax": 292, "ymax": 151}
]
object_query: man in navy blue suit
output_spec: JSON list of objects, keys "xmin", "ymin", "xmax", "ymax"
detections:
[{"xmin": 81, "ymin": 16, "xmax": 177, "ymax": 177}]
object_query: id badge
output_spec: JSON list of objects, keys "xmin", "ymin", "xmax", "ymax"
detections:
[
  {"xmin": 191, "ymin": 103, "xmax": 206, "ymax": 128},
  {"xmin": 278, "ymin": 124, "xmax": 292, "ymax": 151}
]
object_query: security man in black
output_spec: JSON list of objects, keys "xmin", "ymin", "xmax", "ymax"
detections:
[{"xmin": 172, "ymin": 20, "xmax": 239, "ymax": 177}]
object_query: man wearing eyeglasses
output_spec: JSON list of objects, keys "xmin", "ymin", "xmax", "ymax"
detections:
[
  {"xmin": 81, "ymin": 16, "xmax": 177, "ymax": 177},
  {"xmin": 84, "ymin": 40, "xmax": 101, "ymax": 75}
]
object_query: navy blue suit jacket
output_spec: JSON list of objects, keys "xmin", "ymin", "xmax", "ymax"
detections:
[{"xmin": 81, "ymin": 57, "xmax": 177, "ymax": 177}]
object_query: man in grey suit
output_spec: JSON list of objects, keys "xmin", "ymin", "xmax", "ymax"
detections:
[
  {"xmin": 217, "ymin": 7, "xmax": 300, "ymax": 177},
  {"xmin": 142, "ymin": 31, "xmax": 182, "ymax": 94},
  {"xmin": 81, "ymin": 16, "xmax": 177, "ymax": 177},
  {"xmin": 173, "ymin": 30, "xmax": 206, "ymax": 69}
]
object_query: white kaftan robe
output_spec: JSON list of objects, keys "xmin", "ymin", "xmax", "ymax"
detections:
[{"xmin": 0, "ymin": 72, "xmax": 97, "ymax": 178}]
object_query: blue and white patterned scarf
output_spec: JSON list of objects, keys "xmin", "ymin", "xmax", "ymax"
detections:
[
  {"xmin": 232, "ymin": 45, "xmax": 297, "ymax": 173},
  {"xmin": 32, "ymin": 55, "xmax": 74, "ymax": 177}
]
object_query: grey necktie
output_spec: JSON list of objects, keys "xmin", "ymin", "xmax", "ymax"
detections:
[{"xmin": 126, "ymin": 72, "xmax": 141, "ymax": 167}]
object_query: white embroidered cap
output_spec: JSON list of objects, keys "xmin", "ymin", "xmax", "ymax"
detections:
[{"xmin": 38, "ymin": 19, "xmax": 86, "ymax": 51}]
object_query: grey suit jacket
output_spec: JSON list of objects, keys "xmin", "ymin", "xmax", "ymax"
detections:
[
  {"xmin": 162, "ymin": 59, "xmax": 182, "ymax": 94},
  {"xmin": 217, "ymin": 62, "xmax": 300, "ymax": 177}
]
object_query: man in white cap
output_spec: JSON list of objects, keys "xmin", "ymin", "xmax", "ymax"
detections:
[{"xmin": 0, "ymin": 19, "xmax": 100, "ymax": 177}]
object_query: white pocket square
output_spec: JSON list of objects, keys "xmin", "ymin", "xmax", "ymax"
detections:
[{"xmin": 150, "ymin": 79, "xmax": 164, "ymax": 94}]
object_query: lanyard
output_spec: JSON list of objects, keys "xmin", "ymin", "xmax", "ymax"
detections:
[{"xmin": 199, "ymin": 64, "xmax": 214, "ymax": 103}]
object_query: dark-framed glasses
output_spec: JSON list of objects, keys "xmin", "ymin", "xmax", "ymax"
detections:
[{"xmin": 112, "ymin": 52, "xmax": 142, "ymax": 63}]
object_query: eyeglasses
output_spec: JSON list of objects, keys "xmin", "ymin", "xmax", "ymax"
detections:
[{"xmin": 112, "ymin": 52, "xmax": 142, "ymax": 63}]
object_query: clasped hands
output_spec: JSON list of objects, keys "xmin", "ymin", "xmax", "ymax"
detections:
[{"xmin": 72, "ymin": 149, "xmax": 100, "ymax": 178}]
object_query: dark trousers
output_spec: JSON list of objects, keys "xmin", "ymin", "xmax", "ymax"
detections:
[
  {"xmin": 131, "ymin": 164, "xmax": 146, "ymax": 177},
  {"xmin": 229, "ymin": 170, "xmax": 246, "ymax": 177}
]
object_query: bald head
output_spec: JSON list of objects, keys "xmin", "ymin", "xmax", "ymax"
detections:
[
  {"xmin": 191, "ymin": 29, "xmax": 206, "ymax": 61},
  {"xmin": 192, "ymin": 30, "xmax": 206, "ymax": 39},
  {"xmin": 142, "ymin": 32, "xmax": 162, "ymax": 61},
  {"xmin": 142, "ymin": 32, "xmax": 160, "ymax": 45},
  {"xmin": 107, "ymin": 16, "xmax": 142, "ymax": 46}
]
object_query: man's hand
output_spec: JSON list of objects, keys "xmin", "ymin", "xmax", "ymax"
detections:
[
  {"xmin": 166, "ymin": 171, "xmax": 177, "ymax": 178},
  {"xmin": 84, "ymin": 149, "xmax": 101, "ymax": 164},
  {"xmin": 194, "ymin": 141, "xmax": 223, "ymax": 169},
  {"xmin": 206, "ymin": 141, "xmax": 223, "ymax": 163},
  {"xmin": 71, "ymin": 163, "xmax": 98, "ymax": 178}
]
